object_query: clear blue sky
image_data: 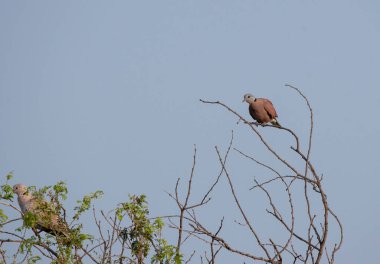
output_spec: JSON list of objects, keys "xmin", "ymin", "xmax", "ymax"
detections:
[{"xmin": 1, "ymin": 1, "xmax": 379, "ymax": 263}]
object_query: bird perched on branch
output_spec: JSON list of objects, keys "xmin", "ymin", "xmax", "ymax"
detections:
[
  {"xmin": 13, "ymin": 184, "xmax": 70, "ymax": 239},
  {"xmin": 242, "ymin": 93, "xmax": 281, "ymax": 127}
]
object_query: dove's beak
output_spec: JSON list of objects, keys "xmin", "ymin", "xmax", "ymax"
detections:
[{"xmin": 242, "ymin": 99, "xmax": 245, "ymax": 103}]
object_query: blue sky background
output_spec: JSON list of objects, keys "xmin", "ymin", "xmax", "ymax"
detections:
[{"xmin": 1, "ymin": 1, "xmax": 379, "ymax": 263}]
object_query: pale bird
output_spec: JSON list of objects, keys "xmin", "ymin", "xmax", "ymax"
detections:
[
  {"xmin": 242, "ymin": 93, "xmax": 281, "ymax": 127},
  {"xmin": 13, "ymin": 183, "xmax": 70, "ymax": 238}
]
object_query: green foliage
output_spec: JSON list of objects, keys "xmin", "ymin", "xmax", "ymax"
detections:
[
  {"xmin": 0, "ymin": 208, "xmax": 8, "ymax": 224},
  {"xmin": 153, "ymin": 217, "xmax": 182, "ymax": 264},
  {"xmin": 20, "ymin": 236, "xmax": 37, "ymax": 255},
  {"xmin": 6, "ymin": 173, "xmax": 13, "ymax": 181},
  {"xmin": 73, "ymin": 190, "xmax": 103, "ymax": 220},
  {"xmin": 117, "ymin": 195, "xmax": 181, "ymax": 263},
  {"xmin": 1, "ymin": 176, "xmax": 180, "ymax": 264},
  {"xmin": 151, "ymin": 238, "xmax": 182, "ymax": 264},
  {"xmin": 23, "ymin": 211, "xmax": 38, "ymax": 228},
  {"xmin": 0, "ymin": 173, "xmax": 14, "ymax": 201},
  {"xmin": 53, "ymin": 181, "xmax": 68, "ymax": 200},
  {"xmin": 0, "ymin": 174, "xmax": 15, "ymax": 224},
  {"xmin": 19, "ymin": 237, "xmax": 41, "ymax": 264},
  {"xmin": 27, "ymin": 255, "xmax": 41, "ymax": 264},
  {"xmin": 117, "ymin": 194, "xmax": 152, "ymax": 259}
]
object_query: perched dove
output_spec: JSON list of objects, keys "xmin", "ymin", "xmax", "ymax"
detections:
[
  {"xmin": 243, "ymin": 93, "xmax": 281, "ymax": 127},
  {"xmin": 13, "ymin": 184, "xmax": 70, "ymax": 239}
]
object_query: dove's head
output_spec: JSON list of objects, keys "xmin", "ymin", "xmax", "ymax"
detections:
[
  {"xmin": 13, "ymin": 184, "xmax": 28, "ymax": 196},
  {"xmin": 243, "ymin": 93, "xmax": 256, "ymax": 103}
]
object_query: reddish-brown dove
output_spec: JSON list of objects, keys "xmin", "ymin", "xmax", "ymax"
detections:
[
  {"xmin": 243, "ymin": 93, "xmax": 281, "ymax": 127},
  {"xmin": 13, "ymin": 184, "xmax": 70, "ymax": 238}
]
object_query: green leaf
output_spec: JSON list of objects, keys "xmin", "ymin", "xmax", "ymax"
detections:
[
  {"xmin": 73, "ymin": 190, "xmax": 103, "ymax": 220},
  {"xmin": 27, "ymin": 255, "xmax": 41, "ymax": 264},
  {"xmin": 0, "ymin": 208, "xmax": 8, "ymax": 223},
  {"xmin": 6, "ymin": 172, "xmax": 13, "ymax": 181},
  {"xmin": 23, "ymin": 211, "xmax": 38, "ymax": 228}
]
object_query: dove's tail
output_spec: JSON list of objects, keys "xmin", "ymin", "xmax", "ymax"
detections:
[
  {"xmin": 37, "ymin": 224, "xmax": 69, "ymax": 238},
  {"xmin": 271, "ymin": 119, "xmax": 281, "ymax": 127},
  {"xmin": 36, "ymin": 223, "xmax": 71, "ymax": 246}
]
